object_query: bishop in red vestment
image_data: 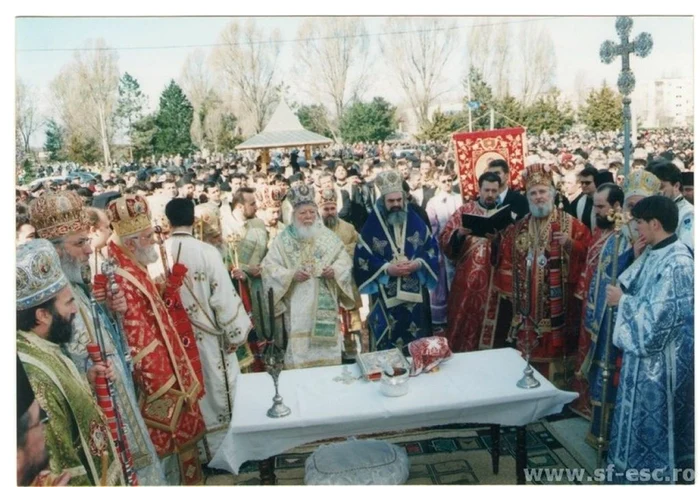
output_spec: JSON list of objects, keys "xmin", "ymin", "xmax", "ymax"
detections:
[
  {"xmin": 103, "ymin": 195, "xmax": 206, "ymax": 485},
  {"xmin": 493, "ymin": 163, "xmax": 590, "ymax": 390},
  {"xmin": 439, "ymin": 172, "xmax": 504, "ymax": 352}
]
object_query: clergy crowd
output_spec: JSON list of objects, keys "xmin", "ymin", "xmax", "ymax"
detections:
[{"xmin": 16, "ymin": 129, "xmax": 694, "ymax": 485}]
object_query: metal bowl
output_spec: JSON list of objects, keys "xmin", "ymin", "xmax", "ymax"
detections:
[{"xmin": 379, "ymin": 367, "xmax": 410, "ymax": 397}]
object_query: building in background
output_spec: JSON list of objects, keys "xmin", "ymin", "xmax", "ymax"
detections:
[{"xmin": 634, "ymin": 78, "xmax": 694, "ymax": 129}]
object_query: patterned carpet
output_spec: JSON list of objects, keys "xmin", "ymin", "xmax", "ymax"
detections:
[{"xmin": 204, "ymin": 420, "xmax": 591, "ymax": 485}]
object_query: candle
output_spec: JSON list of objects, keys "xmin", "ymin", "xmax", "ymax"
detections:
[{"xmin": 268, "ymin": 287, "xmax": 276, "ymax": 345}]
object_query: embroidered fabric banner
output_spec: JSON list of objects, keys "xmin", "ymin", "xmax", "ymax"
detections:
[{"xmin": 453, "ymin": 127, "xmax": 527, "ymax": 199}]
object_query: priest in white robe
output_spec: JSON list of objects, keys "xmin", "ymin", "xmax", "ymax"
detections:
[
  {"xmin": 262, "ymin": 184, "xmax": 355, "ymax": 369},
  {"xmin": 164, "ymin": 198, "xmax": 252, "ymax": 464}
]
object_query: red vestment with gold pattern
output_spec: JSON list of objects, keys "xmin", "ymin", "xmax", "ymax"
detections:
[
  {"xmin": 438, "ymin": 201, "xmax": 501, "ymax": 352},
  {"xmin": 106, "ymin": 241, "xmax": 206, "ymax": 485},
  {"xmin": 493, "ymin": 209, "xmax": 590, "ymax": 389}
]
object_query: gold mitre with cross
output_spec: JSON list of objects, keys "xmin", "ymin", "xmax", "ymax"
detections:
[
  {"xmin": 107, "ymin": 194, "xmax": 152, "ymax": 237},
  {"xmin": 522, "ymin": 162, "xmax": 554, "ymax": 190},
  {"xmin": 375, "ymin": 170, "xmax": 404, "ymax": 196},
  {"xmin": 29, "ymin": 191, "xmax": 88, "ymax": 240},
  {"xmin": 259, "ymin": 185, "xmax": 285, "ymax": 209},
  {"xmin": 287, "ymin": 184, "xmax": 316, "ymax": 209},
  {"xmin": 16, "ymin": 239, "xmax": 70, "ymax": 311},
  {"xmin": 623, "ymin": 170, "xmax": 661, "ymax": 202},
  {"xmin": 194, "ymin": 202, "xmax": 222, "ymax": 240},
  {"xmin": 317, "ymin": 188, "xmax": 338, "ymax": 208}
]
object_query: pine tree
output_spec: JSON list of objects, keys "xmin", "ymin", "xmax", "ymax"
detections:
[
  {"xmin": 522, "ymin": 89, "xmax": 575, "ymax": 134},
  {"xmin": 153, "ymin": 80, "xmax": 195, "ymax": 156},
  {"xmin": 416, "ymin": 109, "xmax": 463, "ymax": 142},
  {"xmin": 579, "ymin": 82, "xmax": 623, "ymax": 132},
  {"xmin": 116, "ymin": 72, "xmax": 148, "ymax": 161},
  {"xmin": 493, "ymin": 94, "xmax": 525, "ymax": 129},
  {"xmin": 43, "ymin": 119, "xmax": 65, "ymax": 162},
  {"xmin": 340, "ymin": 97, "xmax": 397, "ymax": 144},
  {"xmin": 296, "ymin": 104, "xmax": 334, "ymax": 139},
  {"xmin": 131, "ymin": 114, "xmax": 158, "ymax": 161},
  {"xmin": 463, "ymin": 67, "xmax": 494, "ymax": 131}
]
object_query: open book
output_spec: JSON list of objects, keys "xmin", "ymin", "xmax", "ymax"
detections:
[
  {"xmin": 461, "ymin": 204, "xmax": 514, "ymax": 238},
  {"xmin": 356, "ymin": 349, "xmax": 411, "ymax": 381}
]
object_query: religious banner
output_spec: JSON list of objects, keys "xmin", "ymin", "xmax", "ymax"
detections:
[{"xmin": 453, "ymin": 127, "xmax": 527, "ymax": 200}]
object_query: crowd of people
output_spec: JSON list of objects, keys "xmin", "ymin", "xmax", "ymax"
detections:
[{"xmin": 16, "ymin": 126, "xmax": 694, "ymax": 485}]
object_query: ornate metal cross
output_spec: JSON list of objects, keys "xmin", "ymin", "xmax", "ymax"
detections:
[{"xmin": 600, "ymin": 17, "xmax": 653, "ymax": 177}]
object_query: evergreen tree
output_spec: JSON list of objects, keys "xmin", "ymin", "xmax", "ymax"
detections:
[
  {"xmin": 340, "ymin": 97, "xmax": 397, "ymax": 143},
  {"xmin": 416, "ymin": 109, "xmax": 463, "ymax": 142},
  {"xmin": 43, "ymin": 119, "xmax": 65, "ymax": 162},
  {"xmin": 522, "ymin": 89, "xmax": 575, "ymax": 134},
  {"xmin": 153, "ymin": 80, "xmax": 195, "ymax": 156},
  {"xmin": 66, "ymin": 133, "xmax": 100, "ymax": 165},
  {"xmin": 296, "ymin": 104, "xmax": 334, "ymax": 139},
  {"xmin": 131, "ymin": 114, "xmax": 158, "ymax": 160},
  {"xmin": 216, "ymin": 114, "xmax": 244, "ymax": 154},
  {"xmin": 579, "ymin": 82, "xmax": 623, "ymax": 132},
  {"xmin": 493, "ymin": 94, "xmax": 526, "ymax": 129},
  {"xmin": 116, "ymin": 72, "xmax": 148, "ymax": 161},
  {"xmin": 463, "ymin": 67, "xmax": 494, "ymax": 131}
]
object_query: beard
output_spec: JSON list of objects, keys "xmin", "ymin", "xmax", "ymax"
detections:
[
  {"xmin": 529, "ymin": 200, "xmax": 554, "ymax": 219},
  {"xmin": 293, "ymin": 221, "xmax": 319, "ymax": 241},
  {"xmin": 386, "ymin": 208, "xmax": 407, "ymax": 226},
  {"xmin": 20, "ymin": 446, "xmax": 50, "ymax": 486},
  {"xmin": 135, "ymin": 243, "xmax": 159, "ymax": 266},
  {"xmin": 59, "ymin": 251, "xmax": 85, "ymax": 285},
  {"xmin": 48, "ymin": 308, "xmax": 75, "ymax": 345},
  {"xmin": 479, "ymin": 198, "xmax": 497, "ymax": 210},
  {"xmin": 596, "ymin": 213, "xmax": 614, "ymax": 230},
  {"xmin": 323, "ymin": 215, "xmax": 338, "ymax": 229}
]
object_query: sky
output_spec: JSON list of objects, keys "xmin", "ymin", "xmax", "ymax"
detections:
[{"xmin": 15, "ymin": 16, "xmax": 694, "ymax": 147}]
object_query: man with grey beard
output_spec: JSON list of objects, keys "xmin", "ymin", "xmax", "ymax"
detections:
[
  {"xmin": 106, "ymin": 194, "xmax": 207, "ymax": 484},
  {"xmin": 28, "ymin": 191, "xmax": 168, "ymax": 484},
  {"xmin": 492, "ymin": 163, "xmax": 591, "ymax": 390},
  {"xmin": 262, "ymin": 184, "xmax": 355, "ymax": 369},
  {"xmin": 353, "ymin": 170, "xmax": 440, "ymax": 352}
]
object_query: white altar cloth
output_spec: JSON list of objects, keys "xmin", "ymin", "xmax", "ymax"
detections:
[{"xmin": 210, "ymin": 348, "xmax": 578, "ymax": 473}]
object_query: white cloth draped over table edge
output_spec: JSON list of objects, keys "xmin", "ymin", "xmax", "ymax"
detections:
[{"xmin": 209, "ymin": 348, "xmax": 578, "ymax": 474}]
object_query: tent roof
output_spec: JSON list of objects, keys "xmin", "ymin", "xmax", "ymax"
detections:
[{"xmin": 236, "ymin": 101, "xmax": 333, "ymax": 150}]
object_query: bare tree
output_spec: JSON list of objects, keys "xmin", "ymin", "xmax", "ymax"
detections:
[
  {"xmin": 293, "ymin": 17, "xmax": 371, "ymax": 138},
  {"xmin": 466, "ymin": 18, "xmax": 494, "ymax": 84},
  {"xmin": 73, "ymin": 38, "xmax": 120, "ymax": 166},
  {"xmin": 573, "ymin": 70, "xmax": 590, "ymax": 109},
  {"xmin": 211, "ymin": 20, "xmax": 281, "ymax": 133},
  {"xmin": 180, "ymin": 49, "xmax": 222, "ymax": 149},
  {"xmin": 466, "ymin": 17, "xmax": 511, "ymax": 99},
  {"xmin": 518, "ymin": 22, "xmax": 557, "ymax": 106},
  {"xmin": 16, "ymin": 78, "xmax": 42, "ymax": 155},
  {"xmin": 379, "ymin": 17, "xmax": 459, "ymax": 131}
]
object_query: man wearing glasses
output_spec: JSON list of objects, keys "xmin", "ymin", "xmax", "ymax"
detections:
[{"xmin": 568, "ymin": 165, "xmax": 598, "ymax": 232}]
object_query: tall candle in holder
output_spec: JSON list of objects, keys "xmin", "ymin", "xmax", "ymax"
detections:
[{"xmin": 264, "ymin": 287, "xmax": 291, "ymax": 418}]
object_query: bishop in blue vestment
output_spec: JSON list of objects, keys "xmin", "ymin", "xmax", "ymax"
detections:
[{"xmin": 354, "ymin": 170, "xmax": 439, "ymax": 351}]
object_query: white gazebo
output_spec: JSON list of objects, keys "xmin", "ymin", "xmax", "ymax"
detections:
[{"xmin": 236, "ymin": 101, "xmax": 333, "ymax": 172}]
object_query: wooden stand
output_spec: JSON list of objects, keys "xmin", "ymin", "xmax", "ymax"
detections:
[{"xmin": 258, "ymin": 457, "xmax": 276, "ymax": 485}]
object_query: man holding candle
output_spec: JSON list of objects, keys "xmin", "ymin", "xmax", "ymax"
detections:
[{"xmin": 262, "ymin": 184, "xmax": 355, "ymax": 369}]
